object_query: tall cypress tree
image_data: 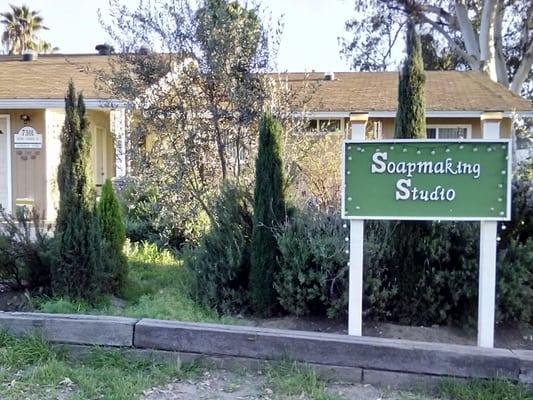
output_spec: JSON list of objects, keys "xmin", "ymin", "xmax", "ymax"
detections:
[
  {"xmin": 249, "ymin": 111, "xmax": 285, "ymax": 316},
  {"xmin": 395, "ymin": 21, "xmax": 426, "ymax": 139},
  {"xmin": 392, "ymin": 22, "xmax": 430, "ymax": 319},
  {"xmin": 53, "ymin": 81, "xmax": 103, "ymax": 301}
]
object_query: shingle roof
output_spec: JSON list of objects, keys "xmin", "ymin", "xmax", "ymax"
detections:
[
  {"xmin": 0, "ymin": 54, "xmax": 112, "ymax": 99},
  {"xmin": 276, "ymin": 71, "xmax": 533, "ymax": 112},
  {"xmin": 0, "ymin": 54, "xmax": 531, "ymax": 112}
]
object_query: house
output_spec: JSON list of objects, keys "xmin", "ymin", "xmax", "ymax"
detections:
[
  {"xmin": 0, "ymin": 53, "xmax": 531, "ymax": 221},
  {"xmin": 284, "ymin": 71, "xmax": 532, "ymax": 141},
  {"xmin": 0, "ymin": 53, "xmax": 126, "ymax": 221}
]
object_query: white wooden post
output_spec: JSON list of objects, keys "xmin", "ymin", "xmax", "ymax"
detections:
[
  {"xmin": 348, "ymin": 113, "xmax": 368, "ymax": 336},
  {"xmin": 478, "ymin": 112, "xmax": 503, "ymax": 348}
]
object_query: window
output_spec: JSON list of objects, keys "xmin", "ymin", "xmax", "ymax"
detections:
[
  {"xmin": 426, "ymin": 125, "xmax": 471, "ymax": 139},
  {"xmin": 302, "ymin": 118, "xmax": 344, "ymax": 134}
]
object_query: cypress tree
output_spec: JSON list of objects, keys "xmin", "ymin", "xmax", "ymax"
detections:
[
  {"xmin": 53, "ymin": 81, "xmax": 103, "ymax": 301},
  {"xmin": 392, "ymin": 22, "xmax": 430, "ymax": 320},
  {"xmin": 98, "ymin": 178, "xmax": 128, "ymax": 293},
  {"xmin": 395, "ymin": 21, "xmax": 426, "ymax": 139},
  {"xmin": 249, "ymin": 111, "xmax": 285, "ymax": 316}
]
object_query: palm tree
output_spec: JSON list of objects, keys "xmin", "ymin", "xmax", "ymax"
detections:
[{"xmin": 1, "ymin": 5, "xmax": 48, "ymax": 55}]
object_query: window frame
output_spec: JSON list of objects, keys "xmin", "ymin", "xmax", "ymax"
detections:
[
  {"xmin": 301, "ymin": 118, "xmax": 345, "ymax": 135},
  {"xmin": 426, "ymin": 124, "xmax": 472, "ymax": 139}
]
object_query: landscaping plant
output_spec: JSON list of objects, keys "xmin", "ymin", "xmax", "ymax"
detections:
[
  {"xmin": 53, "ymin": 81, "xmax": 104, "ymax": 301},
  {"xmin": 250, "ymin": 111, "xmax": 286, "ymax": 316},
  {"xmin": 98, "ymin": 178, "xmax": 128, "ymax": 293},
  {"xmin": 186, "ymin": 184, "xmax": 254, "ymax": 315}
]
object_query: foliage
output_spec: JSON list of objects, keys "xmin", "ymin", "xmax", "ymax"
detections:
[
  {"xmin": 0, "ymin": 209, "xmax": 55, "ymax": 290},
  {"xmin": 118, "ymin": 178, "xmax": 209, "ymax": 248},
  {"xmin": 438, "ymin": 378, "xmax": 533, "ymax": 400},
  {"xmin": 185, "ymin": 184, "xmax": 253, "ymax": 315},
  {"xmin": 394, "ymin": 22, "xmax": 426, "ymax": 139},
  {"xmin": 496, "ymin": 238, "xmax": 533, "ymax": 324},
  {"xmin": 0, "ymin": 4, "xmax": 51, "ymax": 55},
  {"xmin": 275, "ymin": 210, "xmax": 397, "ymax": 320},
  {"xmin": 98, "ymin": 178, "xmax": 128, "ymax": 293},
  {"xmin": 250, "ymin": 112, "xmax": 286, "ymax": 316},
  {"xmin": 341, "ymin": 0, "xmax": 533, "ymax": 97},
  {"xmin": 53, "ymin": 82, "xmax": 104, "ymax": 302}
]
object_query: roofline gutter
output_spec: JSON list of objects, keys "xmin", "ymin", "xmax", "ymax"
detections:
[
  {"xmin": 0, "ymin": 98, "xmax": 128, "ymax": 109},
  {"xmin": 292, "ymin": 110, "xmax": 533, "ymax": 118}
]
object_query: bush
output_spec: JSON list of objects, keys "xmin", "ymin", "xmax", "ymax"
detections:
[
  {"xmin": 186, "ymin": 184, "xmax": 253, "ymax": 315},
  {"xmin": 274, "ymin": 209, "xmax": 396, "ymax": 320},
  {"xmin": 98, "ymin": 179, "xmax": 128, "ymax": 293},
  {"xmin": 0, "ymin": 209, "xmax": 55, "ymax": 290}
]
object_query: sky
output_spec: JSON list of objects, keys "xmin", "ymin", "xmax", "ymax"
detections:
[{"xmin": 0, "ymin": 0, "xmax": 356, "ymax": 72}]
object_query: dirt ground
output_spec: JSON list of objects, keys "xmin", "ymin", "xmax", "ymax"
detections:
[
  {"xmin": 252, "ymin": 316, "xmax": 533, "ymax": 350},
  {"xmin": 140, "ymin": 369, "xmax": 433, "ymax": 400}
]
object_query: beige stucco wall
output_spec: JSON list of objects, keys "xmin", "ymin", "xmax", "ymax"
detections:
[
  {"xmin": 367, "ymin": 117, "xmax": 512, "ymax": 139},
  {"xmin": 0, "ymin": 108, "xmax": 117, "ymax": 220}
]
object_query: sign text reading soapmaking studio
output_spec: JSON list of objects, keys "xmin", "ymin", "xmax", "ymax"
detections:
[{"xmin": 342, "ymin": 140, "xmax": 511, "ymax": 221}]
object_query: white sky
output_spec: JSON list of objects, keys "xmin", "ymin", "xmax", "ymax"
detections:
[{"xmin": 0, "ymin": 0, "xmax": 355, "ymax": 71}]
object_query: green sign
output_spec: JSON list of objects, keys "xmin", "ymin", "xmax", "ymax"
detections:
[{"xmin": 342, "ymin": 140, "xmax": 511, "ymax": 221}]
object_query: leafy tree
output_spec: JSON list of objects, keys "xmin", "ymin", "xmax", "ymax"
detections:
[
  {"xmin": 395, "ymin": 22, "xmax": 426, "ymax": 139},
  {"xmin": 98, "ymin": 178, "xmax": 128, "ymax": 293},
  {"xmin": 249, "ymin": 112, "xmax": 286, "ymax": 316},
  {"xmin": 53, "ymin": 82, "xmax": 103, "ymax": 301},
  {"xmin": 1, "ymin": 4, "xmax": 49, "ymax": 54},
  {"xmin": 341, "ymin": 0, "xmax": 533, "ymax": 97}
]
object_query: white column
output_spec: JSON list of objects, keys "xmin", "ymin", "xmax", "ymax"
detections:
[
  {"xmin": 348, "ymin": 113, "xmax": 367, "ymax": 336},
  {"xmin": 110, "ymin": 108, "xmax": 127, "ymax": 178},
  {"xmin": 477, "ymin": 112, "xmax": 502, "ymax": 348}
]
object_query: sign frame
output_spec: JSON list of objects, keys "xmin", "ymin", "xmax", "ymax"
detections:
[
  {"xmin": 14, "ymin": 126, "xmax": 43, "ymax": 149},
  {"xmin": 341, "ymin": 139, "xmax": 512, "ymax": 222}
]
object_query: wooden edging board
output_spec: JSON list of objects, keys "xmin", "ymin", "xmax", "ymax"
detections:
[{"xmin": 0, "ymin": 312, "xmax": 531, "ymax": 386}]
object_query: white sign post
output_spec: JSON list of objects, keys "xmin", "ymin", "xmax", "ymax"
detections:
[
  {"xmin": 348, "ymin": 113, "xmax": 367, "ymax": 336},
  {"xmin": 344, "ymin": 112, "xmax": 507, "ymax": 349}
]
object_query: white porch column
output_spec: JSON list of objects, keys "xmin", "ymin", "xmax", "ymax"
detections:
[
  {"xmin": 477, "ymin": 111, "xmax": 502, "ymax": 348},
  {"xmin": 110, "ymin": 109, "xmax": 127, "ymax": 178},
  {"xmin": 348, "ymin": 113, "xmax": 368, "ymax": 336}
]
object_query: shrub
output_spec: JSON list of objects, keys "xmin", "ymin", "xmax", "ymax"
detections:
[
  {"xmin": 186, "ymin": 184, "xmax": 253, "ymax": 315},
  {"xmin": 53, "ymin": 82, "xmax": 104, "ymax": 302},
  {"xmin": 250, "ymin": 112, "xmax": 286, "ymax": 316},
  {"xmin": 274, "ymin": 210, "xmax": 397, "ymax": 320},
  {"xmin": 98, "ymin": 178, "xmax": 128, "ymax": 293},
  {"xmin": 0, "ymin": 209, "xmax": 55, "ymax": 290}
]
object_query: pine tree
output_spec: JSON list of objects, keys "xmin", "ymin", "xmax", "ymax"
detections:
[
  {"xmin": 98, "ymin": 178, "xmax": 128, "ymax": 293},
  {"xmin": 249, "ymin": 111, "xmax": 285, "ymax": 316},
  {"xmin": 392, "ymin": 22, "xmax": 430, "ymax": 319},
  {"xmin": 53, "ymin": 81, "xmax": 103, "ymax": 301},
  {"xmin": 395, "ymin": 21, "xmax": 426, "ymax": 139}
]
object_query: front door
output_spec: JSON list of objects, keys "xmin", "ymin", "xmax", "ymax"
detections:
[{"xmin": 0, "ymin": 115, "xmax": 11, "ymax": 213}]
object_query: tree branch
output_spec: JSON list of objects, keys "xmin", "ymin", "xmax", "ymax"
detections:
[
  {"xmin": 419, "ymin": 14, "xmax": 479, "ymax": 68},
  {"xmin": 510, "ymin": 38, "xmax": 533, "ymax": 94},
  {"xmin": 454, "ymin": 1, "xmax": 481, "ymax": 62}
]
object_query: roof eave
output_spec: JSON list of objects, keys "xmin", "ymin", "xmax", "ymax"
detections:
[{"xmin": 0, "ymin": 98, "xmax": 128, "ymax": 109}]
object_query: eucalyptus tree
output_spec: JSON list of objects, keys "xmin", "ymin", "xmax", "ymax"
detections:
[
  {"xmin": 1, "ymin": 4, "xmax": 48, "ymax": 54},
  {"xmin": 341, "ymin": 0, "xmax": 533, "ymax": 97}
]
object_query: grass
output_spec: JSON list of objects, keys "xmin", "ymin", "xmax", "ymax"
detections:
[
  {"xmin": 36, "ymin": 241, "xmax": 237, "ymax": 324},
  {"xmin": 0, "ymin": 332, "xmax": 200, "ymax": 400},
  {"xmin": 437, "ymin": 378, "xmax": 533, "ymax": 400},
  {"xmin": 264, "ymin": 361, "xmax": 344, "ymax": 400}
]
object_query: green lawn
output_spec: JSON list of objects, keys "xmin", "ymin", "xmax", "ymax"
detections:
[
  {"xmin": 0, "ymin": 332, "xmax": 199, "ymax": 400},
  {"xmin": 36, "ymin": 241, "xmax": 236, "ymax": 324}
]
